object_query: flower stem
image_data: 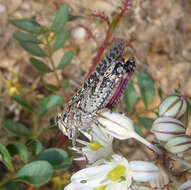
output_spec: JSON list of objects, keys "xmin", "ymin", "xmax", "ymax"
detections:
[
  {"xmin": 46, "ymin": 38, "xmax": 69, "ymax": 103},
  {"xmin": 132, "ymin": 132, "xmax": 162, "ymax": 155}
]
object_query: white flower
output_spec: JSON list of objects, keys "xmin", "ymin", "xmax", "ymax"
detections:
[
  {"xmin": 151, "ymin": 117, "xmax": 185, "ymax": 142},
  {"xmin": 159, "ymin": 95, "xmax": 187, "ymax": 118},
  {"xmin": 165, "ymin": 135, "xmax": 191, "ymax": 154},
  {"xmin": 97, "ymin": 111, "xmax": 162, "ymax": 155},
  {"xmin": 74, "ymin": 124, "xmax": 113, "ymax": 164},
  {"xmin": 64, "ymin": 182, "xmax": 94, "ymax": 190},
  {"xmin": 97, "ymin": 111, "xmax": 135, "ymax": 140},
  {"xmin": 65, "ymin": 154, "xmax": 159, "ymax": 190}
]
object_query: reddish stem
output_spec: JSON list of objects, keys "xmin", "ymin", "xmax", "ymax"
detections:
[
  {"xmin": 90, "ymin": 11, "xmax": 110, "ymax": 27},
  {"xmin": 85, "ymin": 0, "xmax": 132, "ymax": 79},
  {"xmin": 85, "ymin": 41, "xmax": 108, "ymax": 79}
]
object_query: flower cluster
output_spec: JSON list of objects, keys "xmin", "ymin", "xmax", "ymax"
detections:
[
  {"xmin": 64, "ymin": 94, "xmax": 191, "ymax": 189},
  {"xmin": 151, "ymin": 94, "xmax": 191, "ymax": 189},
  {"xmin": 151, "ymin": 94, "xmax": 189, "ymax": 154},
  {"xmin": 66, "ymin": 113, "xmax": 161, "ymax": 189}
]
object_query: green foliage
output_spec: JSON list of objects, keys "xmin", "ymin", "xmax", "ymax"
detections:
[
  {"xmin": 9, "ymin": 18, "xmax": 42, "ymax": 34},
  {"xmin": 1, "ymin": 181, "xmax": 21, "ymax": 190},
  {"xmin": 44, "ymin": 84, "xmax": 60, "ymax": 91},
  {"xmin": 13, "ymin": 31, "xmax": 41, "ymax": 43},
  {"xmin": 14, "ymin": 161, "xmax": 53, "ymax": 186},
  {"xmin": 123, "ymin": 79, "xmax": 138, "ymax": 113},
  {"xmin": 34, "ymin": 148, "xmax": 72, "ymax": 171},
  {"xmin": 134, "ymin": 125, "xmax": 143, "ymax": 136},
  {"xmin": 13, "ymin": 96, "xmax": 34, "ymax": 112},
  {"xmin": 30, "ymin": 58, "xmax": 52, "ymax": 73},
  {"xmin": 137, "ymin": 70, "xmax": 155, "ymax": 107},
  {"xmin": 57, "ymin": 50, "xmax": 74, "ymax": 70},
  {"xmin": 4, "ymin": 120, "xmax": 31, "ymax": 137},
  {"xmin": 37, "ymin": 95, "xmax": 65, "ymax": 117},
  {"xmin": 19, "ymin": 41, "xmax": 47, "ymax": 57},
  {"xmin": 138, "ymin": 117, "xmax": 155, "ymax": 129},
  {"xmin": 53, "ymin": 29, "xmax": 68, "ymax": 52},
  {"xmin": 158, "ymin": 87, "xmax": 163, "ymax": 101},
  {"xmin": 6, "ymin": 142, "xmax": 29, "ymax": 163},
  {"xmin": 27, "ymin": 139, "xmax": 44, "ymax": 156},
  {"xmin": 0, "ymin": 142, "xmax": 14, "ymax": 172},
  {"xmin": 52, "ymin": 5, "xmax": 69, "ymax": 33},
  {"xmin": 188, "ymin": 102, "xmax": 191, "ymax": 115},
  {"xmin": 2, "ymin": 5, "xmax": 76, "ymax": 188}
]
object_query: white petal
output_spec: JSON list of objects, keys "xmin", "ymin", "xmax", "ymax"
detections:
[
  {"xmin": 159, "ymin": 95, "xmax": 187, "ymax": 118},
  {"xmin": 106, "ymin": 181, "xmax": 129, "ymax": 190},
  {"xmin": 130, "ymin": 161, "xmax": 159, "ymax": 182},
  {"xmin": 98, "ymin": 111, "xmax": 135, "ymax": 140},
  {"xmin": 71, "ymin": 165, "xmax": 112, "ymax": 187},
  {"xmin": 65, "ymin": 182, "xmax": 93, "ymax": 190}
]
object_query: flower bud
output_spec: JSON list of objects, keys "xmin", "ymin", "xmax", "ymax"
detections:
[
  {"xmin": 151, "ymin": 117, "xmax": 185, "ymax": 142},
  {"xmin": 130, "ymin": 161, "xmax": 159, "ymax": 182},
  {"xmin": 165, "ymin": 135, "xmax": 191, "ymax": 154},
  {"xmin": 97, "ymin": 111, "xmax": 135, "ymax": 140},
  {"xmin": 179, "ymin": 179, "xmax": 191, "ymax": 190},
  {"xmin": 159, "ymin": 95, "xmax": 187, "ymax": 118}
]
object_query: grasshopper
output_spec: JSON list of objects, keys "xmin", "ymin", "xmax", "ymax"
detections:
[{"xmin": 56, "ymin": 38, "xmax": 136, "ymax": 144}]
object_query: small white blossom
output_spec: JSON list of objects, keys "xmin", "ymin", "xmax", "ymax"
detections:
[
  {"xmin": 165, "ymin": 135, "xmax": 191, "ymax": 154},
  {"xmin": 65, "ymin": 154, "xmax": 159, "ymax": 190},
  {"xmin": 74, "ymin": 124, "xmax": 113, "ymax": 164},
  {"xmin": 97, "ymin": 111, "xmax": 162, "ymax": 155},
  {"xmin": 97, "ymin": 111, "xmax": 135, "ymax": 140},
  {"xmin": 151, "ymin": 117, "xmax": 185, "ymax": 142},
  {"xmin": 159, "ymin": 95, "xmax": 187, "ymax": 118}
]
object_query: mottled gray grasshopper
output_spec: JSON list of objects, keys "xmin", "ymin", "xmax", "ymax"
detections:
[{"xmin": 56, "ymin": 38, "xmax": 135, "ymax": 143}]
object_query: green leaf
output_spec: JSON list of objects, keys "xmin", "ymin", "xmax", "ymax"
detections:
[
  {"xmin": 13, "ymin": 31, "xmax": 41, "ymax": 43},
  {"xmin": 9, "ymin": 18, "xmax": 42, "ymax": 34},
  {"xmin": 6, "ymin": 142, "xmax": 29, "ymax": 163},
  {"xmin": 123, "ymin": 79, "xmax": 138, "ymax": 113},
  {"xmin": 53, "ymin": 29, "xmax": 68, "ymax": 52},
  {"xmin": 18, "ymin": 41, "xmax": 47, "ymax": 57},
  {"xmin": 138, "ymin": 117, "xmax": 155, "ymax": 129},
  {"xmin": 14, "ymin": 96, "xmax": 33, "ymax": 112},
  {"xmin": 30, "ymin": 58, "xmax": 52, "ymax": 73},
  {"xmin": 37, "ymin": 95, "xmax": 65, "ymax": 118},
  {"xmin": 27, "ymin": 139, "xmax": 44, "ymax": 156},
  {"xmin": 52, "ymin": 5, "xmax": 69, "ymax": 32},
  {"xmin": 14, "ymin": 161, "xmax": 53, "ymax": 186},
  {"xmin": 68, "ymin": 14, "xmax": 82, "ymax": 21},
  {"xmin": 134, "ymin": 125, "xmax": 143, "ymax": 136},
  {"xmin": 188, "ymin": 102, "xmax": 191, "ymax": 115},
  {"xmin": 57, "ymin": 50, "xmax": 74, "ymax": 70},
  {"xmin": 4, "ymin": 120, "xmax": 31, "ymax": 137},
  {"xmin": 44, "ymin": 84, "xmax": 60, "ymax": 91},
  {"xmin": 0, "ymin": 142, "xmax": 14, "ymax": 172},
  {"xmin": 34, "ymin": 148, "xmax": 72, "ymax": 171},
  {"xmin": 158, "ymin": 87, "xmax": 163, "ymax": 101},
  {"xmin": 1, "ymin": 181, "xmax": 21, "ymax": 190},
  {"xmin": 62, "ymin": 81, "xmax": 70, "ymax": 89},
  {"xmin": 137, "ymin": 70, "xmax": 155, "ymax": 107}
]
